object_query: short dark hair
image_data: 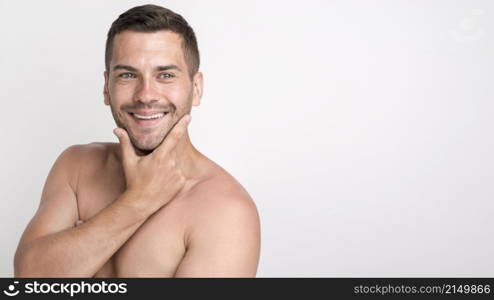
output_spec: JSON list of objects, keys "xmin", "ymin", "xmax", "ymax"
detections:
[{"xmin": 105, "ymin": 4, "xmax": 200, "ymax": 77}]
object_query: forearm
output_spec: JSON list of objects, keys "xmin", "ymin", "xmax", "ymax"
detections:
[{"xmin": 14, "ymin": 190, "xmax": 154, "ymax": 277}]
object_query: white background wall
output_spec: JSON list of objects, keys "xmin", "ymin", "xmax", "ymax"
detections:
[{"xmin": 0, "ymin": 0, "xmax": 492, "ymax": 277}]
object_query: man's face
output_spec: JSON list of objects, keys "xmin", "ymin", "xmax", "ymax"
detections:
[{"xmin": 104, "ymin": 30, "xmax": 202, "ymax": 153}]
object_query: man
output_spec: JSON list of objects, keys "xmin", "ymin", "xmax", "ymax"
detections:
[{"xmin": 14, "ymin": 4, "xmax": 261, "ymax": 277}]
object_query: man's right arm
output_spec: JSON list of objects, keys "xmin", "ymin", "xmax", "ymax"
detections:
[
  {"xmin": 13, "ymin": 145, "xmax": 155, "ymax": 277},
  {"xmin": 14, "ymin": 115, "xmax": 190, "ymax": 277}
]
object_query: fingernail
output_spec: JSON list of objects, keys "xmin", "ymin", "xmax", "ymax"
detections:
[
  {"xmin": 113, "ymin": 128, "xmax": 120, "ymax": 137},
  {"xmin": 185, "ymin": 114, "xmax": 191, "ymax": 123}
]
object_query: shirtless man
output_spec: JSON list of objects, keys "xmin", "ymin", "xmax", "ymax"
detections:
[{"xmin": 13, "ymin": 4, "xmax": 261, "ymax": 277}]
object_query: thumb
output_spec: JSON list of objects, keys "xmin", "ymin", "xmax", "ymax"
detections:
[{"xmin": 113, "ymin": 128, "xmax": 137, "ymax": 166}]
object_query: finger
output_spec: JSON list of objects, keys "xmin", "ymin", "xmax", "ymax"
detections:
[
  {"xmin": 153, "ymin": 114, "xmax": 191, "ymax": 156},
  {"xmin": 113, "ymin": 128, "xmax": 137, "ymax": 166}
]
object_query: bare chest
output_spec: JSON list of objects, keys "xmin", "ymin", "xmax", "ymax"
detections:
[{"xmin": 76, "ymin": 159, "xmax": 187, "ymax": 277}]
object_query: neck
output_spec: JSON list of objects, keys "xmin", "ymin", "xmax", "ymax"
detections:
[
  {"xmin": 167, "ymin": 131, "xmax": 203, "ymax": 180},
  {"xmin": 114, "ymin": 131, "xmax": 204, "ymax": 181}
]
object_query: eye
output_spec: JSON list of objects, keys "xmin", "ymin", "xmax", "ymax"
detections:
[
  {"xmin": 118, "ymin": 73, "xmax": 136, "ymax": 79},
  {"xmin": 159, "ymin": 73, "xmax": 175, "ymax": 79}
]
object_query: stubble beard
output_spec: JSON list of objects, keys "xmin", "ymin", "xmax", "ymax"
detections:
[
  {"xmin": 108, "ymin": 94, "xmax": 191, "ymax": 156},
  {"xmin": 109, "ymin": 99, "xmax": 170, "ymax": 156}
]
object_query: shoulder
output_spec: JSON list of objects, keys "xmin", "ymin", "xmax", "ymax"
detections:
[
  {"xmin": 58, "ymin": 142, "xmax": 112, "ymax": 161},
  {"xmin": 187, "ymin": 166, "xmax": 257, "ymax": 215},
  {"xmin": 53, "ymin": 143, "xmax": 114, "ymax": 186},
  {"xmin": 183, "ymin": 165, "xmax": 260, "ymax": 246},
  {"xmin": 59, "ymin": 142, "xmax": 115, "ymax": 166}
]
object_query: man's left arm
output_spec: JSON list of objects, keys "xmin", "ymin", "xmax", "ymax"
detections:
[{"xmin": 174, "ymin": 193, "xmax": 261, "ymax": 277}]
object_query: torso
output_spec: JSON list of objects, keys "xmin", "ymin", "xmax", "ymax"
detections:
[{"xmin": 74, "ymin": 142, "xmax": 231, "ymax": 277}]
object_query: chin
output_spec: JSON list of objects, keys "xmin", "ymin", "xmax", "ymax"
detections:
[
  {"xmin": 133, "ymin": 140, "xmax": 158, "ymax": 151},
  {"xmin": 131, "ymin": 135, "xmax": 164, "ymax": 153}
]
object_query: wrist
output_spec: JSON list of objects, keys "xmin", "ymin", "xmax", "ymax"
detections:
[{"xmin": 118, "ymin": 189, "xmax": 155, "ymax": 220}]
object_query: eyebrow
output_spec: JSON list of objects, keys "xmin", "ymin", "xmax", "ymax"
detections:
[
  {"xmin": 157, "ymin": 65, "xmax": 181, "ymax": 72},
  {"xmin": 113, "ymin": 64, "xmax": 138, "ymax": 72},
  {"xmin": 113, "ymin": 64, "xmax": 182, "ymax": 72}
]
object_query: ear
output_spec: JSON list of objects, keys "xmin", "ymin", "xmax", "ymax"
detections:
[
  {"xmin": 103, "ymin": 71, "xmax": 110, "ymax": 106},
  {"xmin": 191, "ymin": 71, "xmax": 203, "ymax": 107}
]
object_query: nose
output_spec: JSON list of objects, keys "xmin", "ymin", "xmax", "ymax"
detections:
[{"xmin": 134, "ymin": 77, "xmax": 160, "ymax": 105}]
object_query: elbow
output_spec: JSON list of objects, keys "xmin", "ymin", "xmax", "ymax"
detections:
[
  {"xmin": 14, "ymin": 244, "xmax": 94, "ymax": 278},
  {"xmin": 14, "ymin": 247, "xmax": 31, "ymax": 277},
  {"xmin": 14, "ymin": 244, "xmax": 42, "ymax": 277}
]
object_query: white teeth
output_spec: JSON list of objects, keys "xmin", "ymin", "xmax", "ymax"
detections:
[{"xmin": 132, "ymin": 113, "xmax": 165, "ymax": 120}]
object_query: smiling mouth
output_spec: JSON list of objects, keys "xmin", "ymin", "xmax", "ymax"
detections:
[
  {"xmin": 131, "ymin": 112, "xmax": 166, "ymax": 119},
  {"xmin": 127, "ymin": 111, "xmax": 169, "ymax": 126}
]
